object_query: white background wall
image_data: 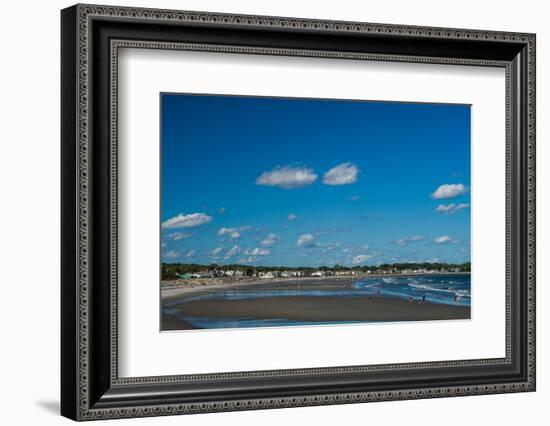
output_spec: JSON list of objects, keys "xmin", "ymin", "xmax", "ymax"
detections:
[{"xmin": 0, "ymin": 0, "xmax": 546, "ymax": 424}]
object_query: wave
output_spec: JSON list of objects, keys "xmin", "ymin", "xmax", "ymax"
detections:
[{"xmin": 409, "ymin": 283, "xmax": 470, "ymax": 298}]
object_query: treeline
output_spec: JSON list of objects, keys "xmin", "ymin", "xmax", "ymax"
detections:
[{"xmin": 161, "ymin": 261, "xmax": 471, "ymax": 280}]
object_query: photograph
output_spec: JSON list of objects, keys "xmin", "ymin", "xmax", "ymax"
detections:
[
  {"xmin": 57, "ymin": 3, "xmax": 536, "ymax": 421},
  {"xmin": 160, "ymin": 93, "xmax": 472, "ymax": 331}
]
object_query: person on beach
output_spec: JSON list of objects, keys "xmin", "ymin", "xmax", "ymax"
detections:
[
  {"xmin": 422, "ymin": 294, "xmax": 426, "ymax": 304},
  {"xmin": 408, "ymin": 296, "xmax": 413, "ymax": 304}
]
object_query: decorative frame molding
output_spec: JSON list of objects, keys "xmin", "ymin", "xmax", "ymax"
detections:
[{"xmin": 61, "ymin": 4, "xmax": 535, "ymax": 421}]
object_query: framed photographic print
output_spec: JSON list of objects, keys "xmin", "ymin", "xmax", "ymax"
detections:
[{"xmin": 61, "ymin": 4, "xmax": 536, "ymax": 421}]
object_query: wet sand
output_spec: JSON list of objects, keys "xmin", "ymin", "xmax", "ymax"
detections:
[{"xmin": 161, "ymin": 277, "xmax": 470, "ymax": 331}]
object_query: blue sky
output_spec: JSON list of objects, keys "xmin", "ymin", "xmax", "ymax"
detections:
[{"xmin": 161, "ymin": 93, "xmax": 471, "ymax": 267}]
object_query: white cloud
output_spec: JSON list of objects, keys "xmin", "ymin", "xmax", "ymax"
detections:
[
  {"xmin": 395, "ymin": 235, "xmax": 424, "ymax": 246},
  {"xmin": 288, "ymin": 213, "xmax": 297, "ymax": 221},
  {"xmin": 212, "ymin": 247, "xmax": 223, "ymax": 255},
  {"xmin": 261, "ymin": 233, "xmax": 279, "ymax": 247},
  {"xmin": 218, "ymin": 226, "xmax": 250, "ymax": 239},
  {"xmin": 226, "ymin": 245, "xmax": 241, "ymax": 257},
  {"xmin": 433, "ymin": 235, "xmax": 452, "ymax": 244},
  {"xmin": 323, "ymin": 162, "xmax": 359, "ymax": 185},
  {"xmin": 435, "ymin": 203, "xmax": 470, "ymax": 214},
  {"xmin": 166, "ymin": 232, "xmax": 191, "ymax": 241},
  {"xmin": 350, "ymin": 195, "xmax": 361, "ymax": 201},
  {"xmin": 244, "ymin": 247, "xmax": 270, "ymax": 256},
  {"xmin": 352, "ymin": 254, "xmax": 372, "ymax": 264},
  {"xmin": 256, "ymin": 165, "xmax": 317, "ymax": 189},
  {"xmin": 162, "ymin": 212, "xmax": 212, "ymax": 229},
  {"xmin": 185, "ymin": 250, "xmax": 196, "ymax": 258},
  {"xmin": 297, "ymin": 233, "xmax": 316, "ymax": 248},
  {"xmin": 431, "ymin": 183, "xmax": 467, "ymax": 199},
  {"xmin": 218, "ymin": 227, "xmax": 234, "ymax": 236},
  {"xmin": 164, "ymin": 250, "xmax": 179, "ymax": 259}
]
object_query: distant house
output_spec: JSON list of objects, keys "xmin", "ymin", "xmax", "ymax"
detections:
[
  {"xmin": 224, "ymin": 269, "xmax": 244, "ymax": 277},
  {"xmin": 311, "ymin": 271, "xmax": 325, "ymax": 277},
  {"xmin": 259, "ymin": 271, "xmax": 276, "ymax": 280}
]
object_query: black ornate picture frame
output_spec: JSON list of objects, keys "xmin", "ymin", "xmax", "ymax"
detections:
[{"xmin": 61, "ymin": 4, "xmax": 536, "ymax": 421}]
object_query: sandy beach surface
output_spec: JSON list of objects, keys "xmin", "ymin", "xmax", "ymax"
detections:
[{"xmin": 161, "ymin": 276, "xmax": 470, "ymax": 331}]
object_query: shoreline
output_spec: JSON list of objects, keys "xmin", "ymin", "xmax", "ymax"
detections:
[
  {"xmin": 161, "ymin": 273, "xmax": 471, "ymax": 331},
  {"xmin": 161, "ymin": 272, "xmax": 470, "ymax": 301}
]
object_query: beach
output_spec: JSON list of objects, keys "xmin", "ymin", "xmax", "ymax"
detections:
[{"xmin": 161, "ymin": 275, "xmax": 471, "ymax": 331}]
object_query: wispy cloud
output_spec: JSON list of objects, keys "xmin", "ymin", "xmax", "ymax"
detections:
[
  {"xmin": 218, "ymin": 207, "xmax": 226, "ymax": 215},
  {"xmin": 352, "ymin": 254, "xmax": 372, "ymax": 264},
  {"xmin": 350, "ymin": 195, "xmax": 362, "ymax": 201},
  {"xmin": 164, "ymin": 250, "xmax": 179, "ymax": 259},
  {"xmin": 288, "ymin": 213, "xmax": 297, "ymax": 221},
  {"xmin": 433, "ymin": 235, "xmax": 459, "ymax": 244},
  {"xmin": 256, "ymin": 165, "xmax": 317, "ymax": 189},
  {"xmin": 314, "ymin": 227, "xmax": 352, "ymax": 237},
  {"xmin": 212, "ymin": 247, "xmax": 223, "ymax": 255},
  {"xmin": 318, "ymin": 242, "xmax": 341, "ymax": 251},
  {"xmin": 297, "ymin": 233, "xmax": 316, "ymax": 248},
  {"xmin": 395, "ymin": 235, "xmax": 424, "ymax": 246},
  {"xmin": 431, "ymin": 183, "xmax": 467, "ymax": 199},
  {"xmin": 165, "ymin": 232, "xmax": 191, "ymax": 241},
  {"xmin": 225, "ymin": 245, "xmax": 241, "ymax": 258},
  {"xmin": 435, "ymin": 203, "xmax": 470, "ymax": 214},
  {"xmin": 185, "ymin": 250, "xmax": 196, "ymax": 258},
  {"xmin": 162, "ymin": 212, "xmax": 212, "ymax": 229},
  {"xmin": 261, "ymin": 233, "xmax": 280, "ymax": 247},
  {"xmin": 244, "ymin": 247, "xmax": 270, "ymax": 256},
  {"xmin": 323, "ymin": 162, "xmax": 359, "ymax": 185}
]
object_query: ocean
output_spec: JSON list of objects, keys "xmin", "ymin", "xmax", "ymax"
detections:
[{"xmin": 352, "ymin": 274, "xmax": 471, "ymax": 306}]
